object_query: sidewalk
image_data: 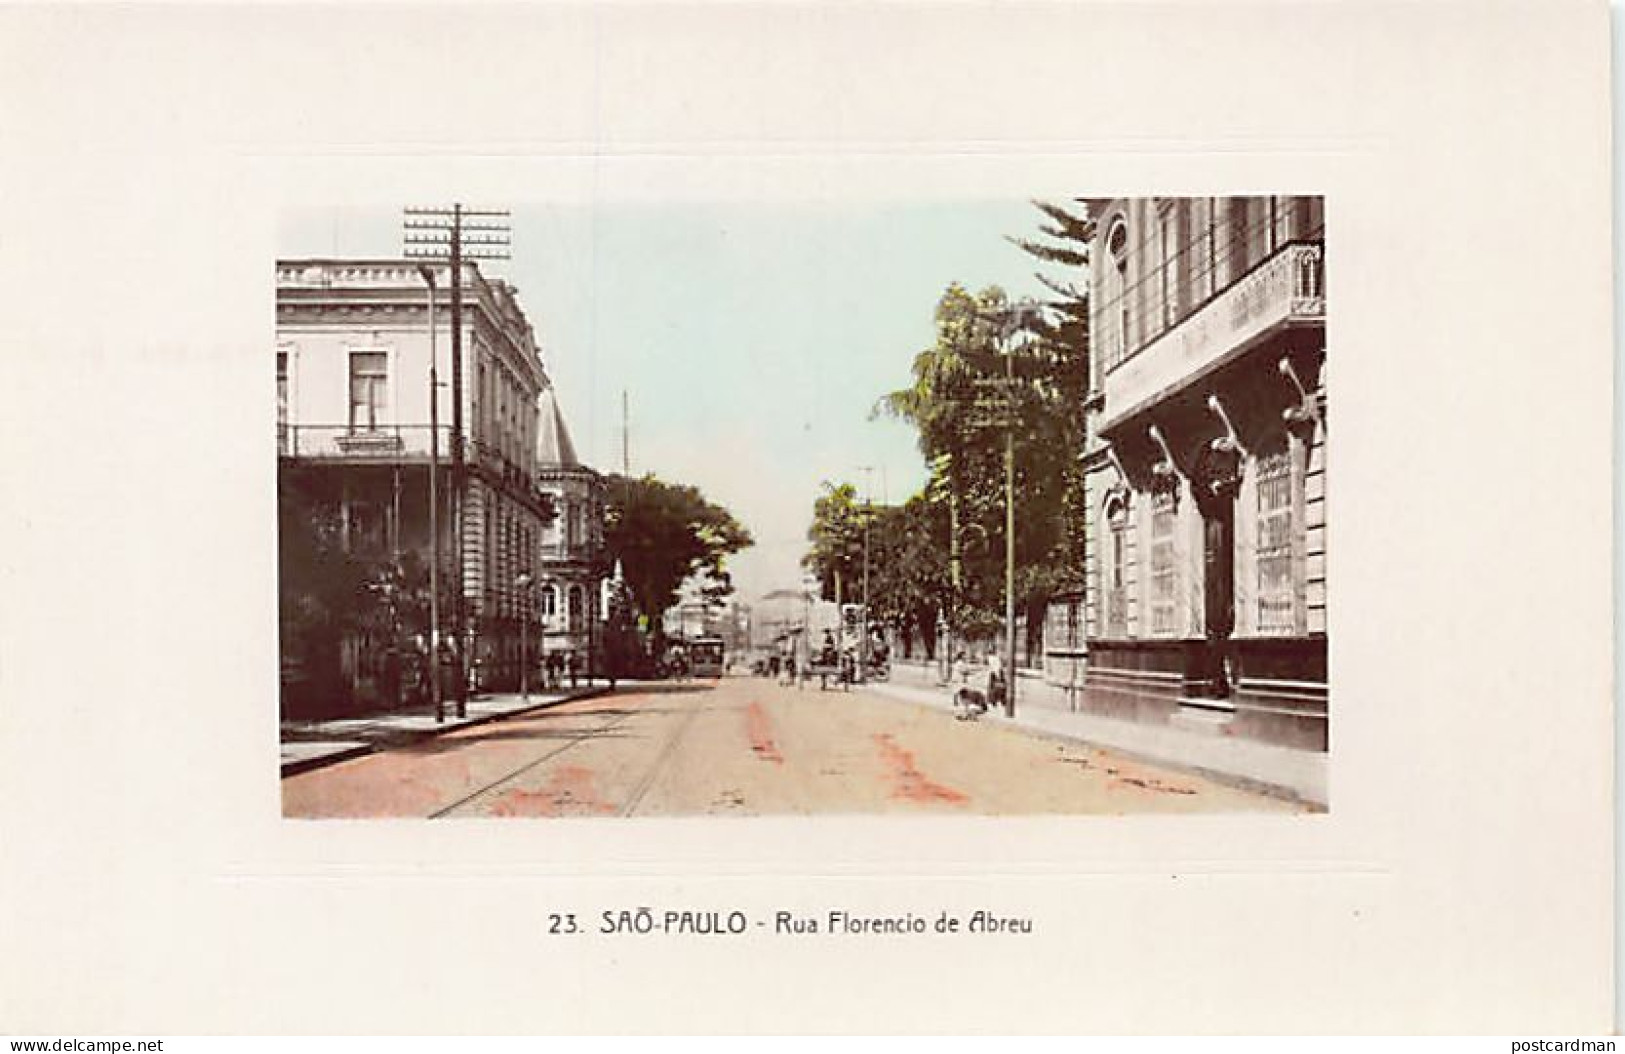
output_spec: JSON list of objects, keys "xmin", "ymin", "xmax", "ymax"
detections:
[
  {"xmin": 868, "ymin": 662, "xmax": 1328, "ymax": 808},
  {"xmin": 279, "ymin": 681, "xmax": 615, "ymax": 776}
]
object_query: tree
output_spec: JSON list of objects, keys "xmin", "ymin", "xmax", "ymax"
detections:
[
  {"xmin": 603, "ymin": 474, "xmax": 754, "ymax": 635},
  {"xmin": 803, "ymin": 480, "xmax": 870, "ymax": 605},
  {"xmin": 277, "ymin": 473, "xmax": 424, "ymax": 717},
  {"xmin": 1010, "ymin": 198, "xmax": 1093, "ymax": 582},
  {"xmin": 865, "ymin": 496, "xmax": 950, "ymax": 659},
  {"xmin": 875, "ymin": 283, "xmax": 1068, "ymax": 641}
]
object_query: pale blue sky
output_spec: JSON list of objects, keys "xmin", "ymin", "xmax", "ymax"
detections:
[{"xmin": 279, "ymin": 201, "xmax": 1063, "ymax": 603}]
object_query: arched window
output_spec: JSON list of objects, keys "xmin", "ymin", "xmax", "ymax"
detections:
[
  {"xmin": 540, "ymin": 583, "xmax": 557, "ymax": 620},
  {"xmin": 1104, "ymin": 492, "xmax": 1130, "ymax": 638},
  {"xmin": 1104, "ymin": 218, "xmax": 1130, "ymax": 370}
]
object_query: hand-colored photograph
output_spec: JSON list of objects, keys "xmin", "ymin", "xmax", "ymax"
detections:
[{"xmin": 276, "ymin": 196, "xmax": 1328, "ymax": 818}]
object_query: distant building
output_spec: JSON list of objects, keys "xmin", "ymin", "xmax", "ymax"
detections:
[
  {"xmin": 276, "ymin": 258, "xmax": 597, "ymax": 714},
  {"xmin": 532, "ymin": 387, "xmax": 606, "ymax": 666},
  {"xmin": 668, "ymin": 599, "xmax": 718, "ymax": 641},
  {"xmin": 1079, "ymin": 197, "xmax": 1327, "ymax": 749}
]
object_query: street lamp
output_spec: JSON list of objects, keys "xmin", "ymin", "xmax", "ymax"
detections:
[{"xmin": 515, "ymin": 572, "xmax": 533, "ymax": 702}]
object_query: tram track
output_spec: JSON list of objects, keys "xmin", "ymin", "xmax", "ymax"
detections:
[
  {"xmin": 427, "ymin": 703, "xmax": 646, "ymax": 819},
  {"xmin": 617, "ymin": 689, "xmax": 711, "ymax": 817}
]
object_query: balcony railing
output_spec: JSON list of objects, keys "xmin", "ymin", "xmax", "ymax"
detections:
[
  {"xmin": 280, "ymin": 426, "xmax": 560, "ymax": 511},
  {"xmin": 278, "ymin": 423, "xmax": 452, "ymax": 460},
  {"xmin": 1099, "ymin": 241, "xmax": 1324, "ymax": 430},
  {"xmin": 468, "ymin": 438, "xmax": 556, "ymax": 509}
]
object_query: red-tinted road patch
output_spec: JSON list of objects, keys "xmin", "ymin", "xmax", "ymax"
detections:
[
  {"xmin": 282, "ymin": 752, "xmax": 475, "ymax": 818},
  {"xmin": 872, "ymin": 733, "xmax": 968, "ymax": 805},
  {"xmin": 487, "ymin": 765, "xmax": 617, "ymax": 817},
  {"xmin": 745, "ymin": 701, "xmax": 784, "ymax": 764}
]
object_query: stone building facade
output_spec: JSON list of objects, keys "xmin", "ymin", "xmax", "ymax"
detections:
[
  {"xmin": 531, "ymin": 387, "xmax": 606, "ymax": 669},
  {"xmin": 276, "ymin": 258, "xmax": 564, "ymax": 711},
  {"xmin": 1080, "ymin": 197, "xmax": 1327, "ymax": 749}
]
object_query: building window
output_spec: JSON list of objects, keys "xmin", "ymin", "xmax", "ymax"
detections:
[
  {"xmin": 1105, "ymin": 501, "xmax": 1129, "ymax": 637},
  {"xmin": 540, "ymin": 584, "xmax": 557, "ymax": 620},
  {"xmin": 1158, "ymin": 204, "xmax": 1176, "ymax": 332},
  {"xmin": 1170, "ymin": 200, "xmax": 1193, "ymax": 324},
  {"xmin": 477, "ymin": 362, "xmax": 488, "ymax": 445},
  {"xmin": 348, "ymin": 351, "xmax": 388, "ymax": 432},
  {"xmin": 276, "ymin": 350, "xmax": 289, "ymax": 452},
  {"xmin": 568, "ymin": 584, "xmax": 585, "ymax": 633},
  {"xmin": 543, "ymin": 496, "xmax": 560, "ymax": 545},
  {"xmin": 1104, "ymin": 220, "xmax": 1130, "ymax": 371},
  {"xmin": 1226, "ymin": 197, "xmax": 1251, "ymax": 281},
  {"xmin": 1256, "ymin": 450, "xmax": 1295, "ymax": 634},
  {"xmin": 1150, "ymin": 492, "xmax": 1178, "ymax": 636}
]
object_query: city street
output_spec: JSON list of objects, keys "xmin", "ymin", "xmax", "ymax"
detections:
[{"xmin": 281, "ymin": 675, "xmax": 1302, "ymax": 817}]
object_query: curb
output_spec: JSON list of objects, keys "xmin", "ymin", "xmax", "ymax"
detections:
[
  {"xmin": 865, "ymin": 682, "xmax": 1326, "ymax": 810},
  {"xmin": 278, "ymin": 684, "xmax": 614, "ymax": 779}
]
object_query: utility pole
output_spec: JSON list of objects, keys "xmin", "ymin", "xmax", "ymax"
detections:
[
  {"xmin": 860, "ymin": 465, "xmax": 874, "ymax": 684},
  {"xmin": 516, "ymin": 573, "xmax": 532, "ymax": 702},
  {"xmin": 1003, "ymin": 331, "xmax": 1017, "ymax": 719},
  {"xmin": 416, "ymin": 264, "xmax": 444, "ymax": 723},
  {"xmin": 405, "ymin": 205, "xmax": 509, "ymax": 719},
  {"xmin": 973, "ymin": 300, "xmax": 1042, "ymax": 718},
  {"xmin": 622, "ymin": 389, "xmax": 630, "ymax": 475}
]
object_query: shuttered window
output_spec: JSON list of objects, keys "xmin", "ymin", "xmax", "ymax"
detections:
[
  {"xmin": 1150, "ymin": 494, "xmax": 1178, "ymax": 636},
  {"xmin": 1105, "ymin": 506, "xmax": 1128, "ymax": 637},
  {"xmin": 1257, "ymin": 451, "xmax": 1295, "ymax": 634}
]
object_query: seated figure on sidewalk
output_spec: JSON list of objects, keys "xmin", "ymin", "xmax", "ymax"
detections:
[{"xmin": 954, "ymin": 649, "xmax": 1004, "ymax": 721}]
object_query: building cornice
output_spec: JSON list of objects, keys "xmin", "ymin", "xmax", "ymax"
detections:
[{"xmin": 276, "ymin": 258, "xmax": 547, "ymax": 388}]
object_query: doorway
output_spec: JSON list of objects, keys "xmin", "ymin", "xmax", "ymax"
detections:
[{"xmin": 1192, "ymin": 443, "xmax": 1242, "ymax": 701}]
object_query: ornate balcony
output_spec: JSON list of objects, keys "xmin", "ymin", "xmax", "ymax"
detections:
[
  {"xmin": 1100, "ymin": 242, "xmax": 1324, "ymax": 432},
  {"xmin": 278, "ymin": 423, "xmax": 451, "ymax": 461}
]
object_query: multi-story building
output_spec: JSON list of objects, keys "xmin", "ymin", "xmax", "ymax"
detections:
[
  {"xmin": 276, "ymin": 258, "xmax": 575, "ymax": 713},
  {"xmin": 1079, "ymin": 197, "xmax": 1327, "ymax": 749},
  {"xmin": 532, "ymin": 387, "xmax": 606, "ymax": 668}
]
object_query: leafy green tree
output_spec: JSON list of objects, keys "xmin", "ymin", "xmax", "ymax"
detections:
[
  {"xmin": 277, "ymin": 474, "xmax": 420, "ymax": 717},
  {"xmin": 603, "ymin": 474, "xmax": 754, "ymax": 634},
  {"xmin": 1010, "ymin": 199, "xmax": 1093, "ymax": 591},
  {"xmin": 875, "ymin": 209, "xmax": 1093, "ymax": 654},
  {"xmin": 865, "ymin": 496, "xmax": 949, "ymax": 659},
  {"xmin": 803, "ymin": 480, "xmax": 871, "ymax": 605},
  {"xmin": 875, "ymin": 283, "xmax": 1064, "ymax": 639}
]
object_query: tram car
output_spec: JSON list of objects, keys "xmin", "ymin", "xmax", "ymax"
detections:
[{"xmin": 688, "ymin": 635, "xmax": 726, "ymax": 678}]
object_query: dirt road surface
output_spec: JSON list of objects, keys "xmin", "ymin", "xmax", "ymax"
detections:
[{"xmin": 282, "ymin": 675, "xmax": 1304, "ymax": 817}]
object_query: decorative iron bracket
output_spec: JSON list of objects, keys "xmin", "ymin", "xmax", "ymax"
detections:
[
  {"xmin": 1146, "ymin": 424, "xmax": 1182, "ymax": 503},
  {"xmin": 1104, "ymin": 442, "xmax": 1130, "ymax": 485},
  {"xmin": 1206, "ymin": 394, "xmax": 1248, "ymax": 459},
  {"xmin": 1278, "ymin": 356, "xmax": 1320, "ymax": 427}
]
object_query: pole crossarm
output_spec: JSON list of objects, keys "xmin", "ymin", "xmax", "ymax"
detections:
[
  {"xmin": 402, "ymin": 202, "xmax": 513, "ymax": 718},
  {"xmin": 405, "ymin": 207, "xmax": 510, "ymax": 218}
]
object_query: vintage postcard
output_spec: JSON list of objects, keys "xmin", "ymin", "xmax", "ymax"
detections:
[
  {"xmin": 274, "ymin": 195, "xmax": 1329, "ymax": 820},
  {"xmin": 0, "ymin": 1, "xmax": 1611, "ymax": 1037}
]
